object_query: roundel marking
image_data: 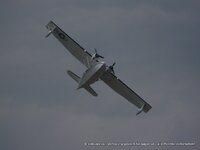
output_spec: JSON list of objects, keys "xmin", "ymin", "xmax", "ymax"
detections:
[{"xmin": 59, "ymin": 33, "xmax": 65, "ymax": 39}]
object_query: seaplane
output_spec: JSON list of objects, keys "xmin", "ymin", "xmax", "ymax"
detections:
[{"xmin": 45, "ymin": 21, "xmax": 152, "ymax": 115}]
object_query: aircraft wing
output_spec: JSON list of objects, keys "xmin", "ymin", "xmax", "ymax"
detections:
[
  {"xmin": 45, "ymin": 21, "xmax": 92, "ymax": 68},
  {"xmin": 101, "ymin": 71, "xmax": 152, "ymax": 114}
]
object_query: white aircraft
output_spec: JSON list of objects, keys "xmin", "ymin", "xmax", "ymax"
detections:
[{"xmin": 45, "ymin": 21, "xmax": 152, "ymax": 115}]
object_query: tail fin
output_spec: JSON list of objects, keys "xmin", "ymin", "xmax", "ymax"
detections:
[
  {"xmin": 67, "ymin": 70, "xmax": 80, "ymax": 83},
  {"xmin": 67, "ymin": 70, "xmax": 98, "ymax": 97}
]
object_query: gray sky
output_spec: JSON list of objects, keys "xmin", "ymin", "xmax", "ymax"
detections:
[{"xmin": 0, "ymin": 0, "xmax": 200, "ymax": 149}]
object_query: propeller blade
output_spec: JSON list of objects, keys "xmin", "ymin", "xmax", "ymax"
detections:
[
  {"xmin": 112, "ymin": 62, "xmax": 116, "ymax": 67},
  {"xmin": 109, "ymin": 62, "xmax": 116, "ymax": 74},
  {"xmin": 94, "ymin": 48, "xmax": 104, "ymax": 59}
]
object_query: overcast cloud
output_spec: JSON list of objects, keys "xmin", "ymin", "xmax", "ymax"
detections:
[{"xmin": 0, "ymin": 0, "xmax": 200, "ymax": 149}]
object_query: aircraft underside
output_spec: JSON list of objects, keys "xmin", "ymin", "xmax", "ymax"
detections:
[
  {"xmin": 46, "ymin": 21, "xmax": 152, "ymax": 115},
  {"xmin": 67, "ymin": 62, "xmax": 106, "ymax": 96}
]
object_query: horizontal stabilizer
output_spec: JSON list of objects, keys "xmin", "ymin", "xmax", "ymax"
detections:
[
  {"xmin": 67, "ymin": 70, "xmax": 97, "ymax": 96},
  {"xmin": 67, "ymin": 70, "xmax": 80, "ymax": 83},
  {"xmin": 85, "ymin": 86, "xmax": 98, "ymax": 97}
]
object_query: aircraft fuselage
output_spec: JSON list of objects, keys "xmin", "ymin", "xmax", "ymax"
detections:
[{"xmin": 78, "ymin": 61, "xmax": 106, "ymax": 89}]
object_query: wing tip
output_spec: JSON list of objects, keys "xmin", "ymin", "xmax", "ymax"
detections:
[
  {"xmin": 136, "ymin": 103, "xmax": 152, "ymax": 115},
  {"xmin": 143, "ymin": 103, "xmax": 152, "ymax": 113}
]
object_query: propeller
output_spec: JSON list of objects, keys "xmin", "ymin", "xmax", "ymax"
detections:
[
  {"xmin": 109, "ymin": 62, "xmax": 116, "ymax": 74},
  {"xmin": 94, "ymin": 49, "xmax": 104, "ymax": 59}
]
